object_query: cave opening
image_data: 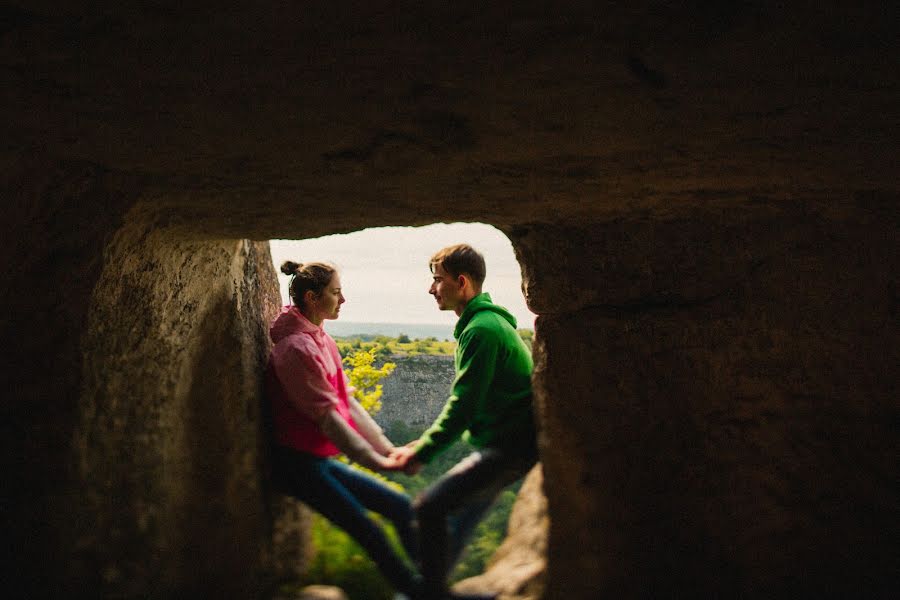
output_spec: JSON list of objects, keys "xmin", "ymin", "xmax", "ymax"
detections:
[{"xmin": 263, "ymin": 222, "xmax": 540, "ymax": 591}]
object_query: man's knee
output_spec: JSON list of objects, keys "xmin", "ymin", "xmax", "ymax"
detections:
[{"xmin": 413, "ymin": 490, "xmax": 442, "ymax": 521}]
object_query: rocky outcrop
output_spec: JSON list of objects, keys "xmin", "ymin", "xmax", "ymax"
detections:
[
  {"xmin": 69, "ymin": 209, "xmax": 310, "ymax": 596},
  {"xmin": 376, "ymin": 354, "xmax": 456, "ymax": 429},
  {"xmin": 453, "ymin": 465, "xmax": 548, "ymax": 600},
  {"xmin": 527, "ymin": 205, "xmax": 898, "ymax": 598}
]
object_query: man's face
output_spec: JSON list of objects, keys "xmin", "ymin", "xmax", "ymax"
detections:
[{"xmin": 429, "ymin": 263, "xmax": 463, "ymax": 312}]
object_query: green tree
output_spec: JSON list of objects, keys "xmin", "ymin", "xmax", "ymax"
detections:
[
  {"xmin": 371, "ymin": 342, "xmax": 394, "ymax": 363},
  {"xmin": 397, "ymin": 333, "xmax": 411, "ymax": 343},
  {"xmin": 373, "ymin": 334, "xmax": 392, "ymax": 347}
]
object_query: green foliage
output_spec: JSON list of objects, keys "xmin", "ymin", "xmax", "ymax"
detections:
[
  {"xmin": 293, "ymin": 514, "xmax": 396, "ymax": 600},
  {"xmin": 334, "ymin": 333, "xmax": 457, "ymax": 358}
]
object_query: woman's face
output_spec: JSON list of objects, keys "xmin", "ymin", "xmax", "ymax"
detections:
[{"xmin": 308, "ymin": 273, "xmax": 345, "ymax": 323}]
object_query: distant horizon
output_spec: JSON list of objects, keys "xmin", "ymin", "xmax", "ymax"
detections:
[
  {"xmin": 321, "ymin": 318, "xmax": 536, "ymax": 328},
  {"xmin": 270, "ymin": 223, "xmax": 535, "ymax": 326},
  {"xmin": 328, "ymin": 319, "xmax": 455, "ymax": 327},
  {"xmin": 321, "ymin": 319, "xmax": 532, "ymax": 341},
  {"xmin": 323, "ymin": 320, "xmax": 455, "ymax": 341}
]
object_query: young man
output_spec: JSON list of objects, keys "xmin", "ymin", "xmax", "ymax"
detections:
[{"xmin": 391, "ymin": 244, "xmax": 537, "ymax": 600}]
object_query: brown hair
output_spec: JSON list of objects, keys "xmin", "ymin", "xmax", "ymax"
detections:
[
  {"xmin": 429, "ymin": 244, "xmax": 486, "ymax": 287},
  {"xmin": 281, "ymin": 260, "xmax": 337, "ymax": 308}
]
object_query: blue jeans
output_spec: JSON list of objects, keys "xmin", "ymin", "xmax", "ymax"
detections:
[
  {"xmin": 273, "ymin": 446, "xmax": 419, "ymax": 595},
  {"xmin": 413, "ymin": 446, "xmax": 538, "ymax": 597}
]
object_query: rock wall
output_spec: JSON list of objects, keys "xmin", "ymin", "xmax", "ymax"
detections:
[
  {"xmin": 376, "ymin": 354, "xmax": 456, "ymax": 429},
  {"xmin": 523, "ymin": 199, "xmax": 898, "ymax": 598},
  {"xmin": 73, "ymin": 209, "xmax": 310, "ymax": 596},
  {"xmin": 0, "ymin": 181, "xmax": 313, "ymax": 597}
]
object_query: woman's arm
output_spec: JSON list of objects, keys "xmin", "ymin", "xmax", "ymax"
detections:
[
  {"xmin": 347, "ymin": 397, "xmax": 394, "ymax": 456},
  {"xmin": 317, "ymin": 409, "xmax": 396, "ymax": 470}
]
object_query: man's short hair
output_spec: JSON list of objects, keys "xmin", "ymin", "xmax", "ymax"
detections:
[{"xmin": 430, "ymin": 244, "xmax": 486, "ymax": 287}]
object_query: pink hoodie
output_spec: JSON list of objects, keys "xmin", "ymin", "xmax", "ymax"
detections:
[{"xmin": 266, "ymin": 305, "xmax": 359, "ymax": 456}]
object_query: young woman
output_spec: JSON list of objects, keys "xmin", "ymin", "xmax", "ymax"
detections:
[{"xmin": 266, "ymin": 260, "xmax": 420, "ymax": 597}]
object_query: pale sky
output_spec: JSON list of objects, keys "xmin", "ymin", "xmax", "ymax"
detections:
[{"xmin": 269, "ymin": 223, "xmax": 534, "ymax": 327}]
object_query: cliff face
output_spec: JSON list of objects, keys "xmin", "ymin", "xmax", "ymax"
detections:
[
  {"xmin": 376, "ymin": 354, "xmax": 456, "ymax": 429},
  {"xmin": 2, "ymin": 2, "xmax": 897, "ymax": 597}
]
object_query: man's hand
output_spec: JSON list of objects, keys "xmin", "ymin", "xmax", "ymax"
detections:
[
  {"xmin": 389, "ymin": 444, "xmax": 416, "ymax": 465},
  {"xmin": 403, "ymin": 457, "xmax": 423, "ymax": 476},
  {"xmin": 375, "ymin": 453, "xmax": 406, "ymax": 471},
  {"xmin": 389, "ymin": 442, "xmax": 424, "ymax": 475}
]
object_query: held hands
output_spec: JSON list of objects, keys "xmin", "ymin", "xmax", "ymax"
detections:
[
  {"xmin": 376, "ymin": 453, "xmax": 407, "ymax": 471},
  {"xmin": 386, "ymin": 444, "xmax": 424, "ymax": 475}
]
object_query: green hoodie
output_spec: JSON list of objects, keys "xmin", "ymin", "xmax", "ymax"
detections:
[{"xmin": 414, "ymin": 293, "xmax": 535, "ymax": 464}]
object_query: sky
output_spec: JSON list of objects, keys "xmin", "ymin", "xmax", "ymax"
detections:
[{"xmin": 269, "ymin": 223, "xmax": 534, "ymax": 327}]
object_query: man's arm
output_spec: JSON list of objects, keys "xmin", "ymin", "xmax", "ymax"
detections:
[{"xmin": 413, "ymin": 327, "xmax": 499, "ymax": 464}]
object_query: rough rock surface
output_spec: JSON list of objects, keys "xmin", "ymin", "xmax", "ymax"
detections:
[
  {"xmin": 376, "ymin": 354, "xmax": 456, "ymax": 429},
  {"xmin": 1, "ymin": 2, "xmax": 897, "ymax": 598},
  {"xmin": 529, "ymin": 204, "xmax": 898, "ymax": 598},
  {"xmin": 72, "ymin": 210, "xmax": 310, "ymax": 596},
  {"xmin": 454, "ymin": 465, "xmax": 548, "ymax": 600}
]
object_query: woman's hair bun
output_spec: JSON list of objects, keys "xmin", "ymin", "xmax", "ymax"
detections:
[{"xmin": 280, "ymin": 260, "xmax": 303, "ymax": 276}]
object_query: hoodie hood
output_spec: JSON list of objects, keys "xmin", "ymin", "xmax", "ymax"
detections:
[
  {"xmin": 270, "ymin": 305, "xmax": 324, "ymax": 344},
  {"xmin": 454, "ymin": 293, "xmax": 517, "ymax": 339}
]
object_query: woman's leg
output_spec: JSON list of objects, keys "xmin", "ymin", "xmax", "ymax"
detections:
[
  {"xmin": 274, "ymin": 449, "xmax": 419, "ymax": 595},
  {"xmin": 325, "ymin": 460, "xmax": 418, "ymax": 564}
]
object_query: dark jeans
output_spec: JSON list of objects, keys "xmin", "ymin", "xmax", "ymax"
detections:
[
  {"xmin": 413, "ymin": 445, "xmax": 538, "ymax": 597},
  {"xmin": 273, "ymin": 446, "xmax": 419, "ymax": 595}
]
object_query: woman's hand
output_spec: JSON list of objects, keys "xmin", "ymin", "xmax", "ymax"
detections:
[
  {"xmin": 388, "ymin": 445, "xmax": 423, "ymax": 475},
  {"xmin": 376, "ymin": 454, "xmax": 407, "ymax": 471}
]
